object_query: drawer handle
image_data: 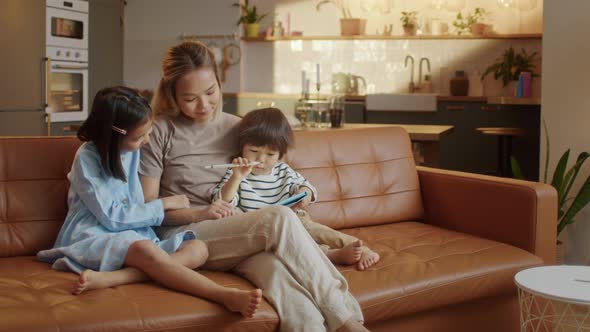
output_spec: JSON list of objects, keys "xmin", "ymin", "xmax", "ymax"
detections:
[
  {"xmin": 481, "ymin": 105, "xmax": 499, "ymax": 111},
  {"xmin": 446, "ymin": 105, "xmax": 465, "ymax": 111}
]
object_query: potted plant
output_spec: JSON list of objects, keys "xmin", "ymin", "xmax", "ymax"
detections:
[
  {"xmin": 481, "ymin": 47, "xmax": 538, "ymax": 95},
  {"xmin": 452, "ymin": 7, "xmax": 490, "ymax": 35},
  {"xmin": 316, "ymin": 0, "xmax": 366, "ymax": 36},
  {"xmin": 233, "ymin": 0, "xmax": 268, "ymax": 38},
  {"xmin": 400, "ymin": 11, "xmax": 418, "ymax": 36},
  {"xmin": 511, "ymin": 121, "xmax": 590, "ymax": 263}
]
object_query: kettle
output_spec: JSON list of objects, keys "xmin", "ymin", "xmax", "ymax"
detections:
[
  {"xmin": 331, "ymin": 73, "xmax": 367, "ymax": 95},
  {"xmin": 349, "ymin": 74, "xmax": 366, "ymax": 95}
]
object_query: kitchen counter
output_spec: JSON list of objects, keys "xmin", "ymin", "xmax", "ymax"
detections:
[
  {"xmin": 295, "ymin": 123, "xmax": 453, "ymax": 142},
  {"xmin": 223, "ymin": 93, "xmax": 541, "ymax": 105}
]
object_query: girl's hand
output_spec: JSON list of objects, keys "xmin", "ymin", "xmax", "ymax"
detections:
[
  {"xmin": 291, "ymin": 187, "xmax": 313, "ymax": 209},
  {"xmin": 203, "ymin": 199, "xmax": 235, "ymax": 220},
  {"xmin": 162, "ymin": 194, "xmax": 190, "ymax": 210},
  {"xmin": 231, "ymin": 157, "xmax": 254, "ymax": 179}
]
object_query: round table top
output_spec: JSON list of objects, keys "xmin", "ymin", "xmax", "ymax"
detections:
[{"xmin": 515, "ymin": 265, "xmax": 590, "ymax": 305}]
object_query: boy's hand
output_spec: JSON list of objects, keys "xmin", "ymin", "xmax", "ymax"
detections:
[
  {"xmin": 162, "ymin": 194, "xmax": 190, "ymax": 210},
  {"xmin": 231, "ymin": 157, "xmax": 254, "ymax": 179},
  {"xmin": 291, "ymin": 187, "xmax": 313, "ymax": 209}
]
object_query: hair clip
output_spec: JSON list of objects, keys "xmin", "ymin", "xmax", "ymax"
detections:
[{"xmin": 111, "ymin": 125, "xmax": 127, "ymax": 135}]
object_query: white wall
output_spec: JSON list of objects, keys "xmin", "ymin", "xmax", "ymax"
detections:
[
  {"xmin": 123, "ymin": 0, "xmax": 241, "ymax": 92},
  {"xmin": 542, "ymin": 0, "xmax": 590, "ymax": 264}
]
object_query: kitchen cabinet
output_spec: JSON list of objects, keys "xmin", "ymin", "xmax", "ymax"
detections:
[
  {"xmin": 367, "ymin": 100, "xmax": 540, "ymax": 180},
  {"xmin": 0, "ymin": 0, "xmax": 122, "ymax": 136}
]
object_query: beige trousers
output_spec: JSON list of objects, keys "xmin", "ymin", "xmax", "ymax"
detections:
[
  {"xmin": 156, "ymin": 206, "xmax": 363, "ymax": 332},
  {"xmin": 297, "ymin": 210, "xmax": 359, "ymax": 254}
]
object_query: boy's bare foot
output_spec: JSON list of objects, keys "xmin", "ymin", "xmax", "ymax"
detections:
[
  {"xmin": 357, "ymin": 248, "xmax": 380, "ymax": 271},
  {"xmin": 222, "ymin": 288, "xmax": 263, "ymax": 318},
  {"xmin": 336, "ymin": 319, "xmax": 370, "ymax": 332},
  {"xmin": 327, "ymin": 240, "xmax": 363, "ymax": 265},
  {"xmin": 71, "ymin": 270, "xmax": 103, "ymax": 295}
]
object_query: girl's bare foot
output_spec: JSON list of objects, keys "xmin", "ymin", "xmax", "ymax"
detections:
[
  {"xmin": 357, "ymin": 248, "xmax": 380, "ymax": 271},
  {"xmin": 71, "ymin": 270, "xmax": 103, "ymax": 295},
  {"xmin": 222, "ymin": 288, "xmax": 263, "ymax": 318},
  {"xmin": 327, "ymin": 240, "xmax": 363, "ymax": 265},
  {"xmin": 336, "ymin": 319, "xmax": 370, "ymax": 332}
]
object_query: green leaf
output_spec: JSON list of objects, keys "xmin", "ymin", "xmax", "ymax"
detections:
[
  {"xmin": 542, "ymin": 119, "xmax": 550, "ymax": 183},
  {"xmin": 550, "ymin": 149, "xmax": 570, "ymax": 202},
  {"xmin": 558, "ymin": 174, "xmax": 590, "ymax": 235},
  {"xmin": 561, "ymin": 152, "xmax": 590, "ymax": 207},
  {"xmin": 510, "ymin": 156, "xmax": 525, "ymax": 179}
]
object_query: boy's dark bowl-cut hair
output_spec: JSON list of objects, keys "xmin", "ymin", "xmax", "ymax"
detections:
[
  {"xmin": 77, "ymin": 86, "xmax": 152, "ymax": 181},
  {"xmin": 236, "ymin": 108, "xmax": 293, "ymax": 158}
]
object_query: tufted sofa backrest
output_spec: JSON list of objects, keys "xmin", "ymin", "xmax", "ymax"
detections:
[
  {"xmin": 0, "ymin": 137, "xmax": 81, "ymax": 257},
  {"xmin": 285, "ymin": 126, "xmax": 424, "ymax": 230}
]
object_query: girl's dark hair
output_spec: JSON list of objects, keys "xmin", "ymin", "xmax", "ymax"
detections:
[
  {"xmin": 236, "ymin": 108, "xmax": 293, "ymax": 158},
  {"xmin": 77, "ymin": 86, "xmax": 152, "ymax": 181}
]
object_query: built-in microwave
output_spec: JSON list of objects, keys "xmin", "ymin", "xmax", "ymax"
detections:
[{"xmin": 46, "ymin": 0, "xmax": 88, "ymax": 50}]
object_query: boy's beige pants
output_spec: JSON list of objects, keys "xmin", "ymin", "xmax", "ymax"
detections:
[
  {"xmin": 156, "ymin": 206, "xmax": 363, "ymax": 332},
  {"xmin": 296, "ymin": 210, "xmax": 359, "ymax": 254}
]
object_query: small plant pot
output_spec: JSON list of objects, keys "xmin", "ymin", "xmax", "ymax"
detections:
[
  {"xmin": 245, "ymin": 23, "xmax": 260, "ymax": 38},
  {"xmin": 403, "ymin": 24, "xmax": 417, "ymax": 36},
  {"xmin": 340, "ymin": 18, "xmax": 366, "ymax": 36},
  {"xmin": 470, "ymin": 23, "xmax": 487, "ymax": 36}
]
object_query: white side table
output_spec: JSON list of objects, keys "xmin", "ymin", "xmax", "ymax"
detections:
[{"xmin": 515, "ymin": 266, "xmax": 590, "ymax": 331}]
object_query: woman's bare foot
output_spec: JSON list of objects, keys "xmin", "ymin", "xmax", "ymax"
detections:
[
  {"xmin": 71, "ymin": 270, "xmax": 104, "ymax": 295},
  {"xmin": 327, "ymin": 240, "xmax": 363, "ymax": 265},
  {"xmin": 336, "ymin": 319, "xmax": 370, "ymax": 332},
  {"xmin": 221, "ymin": 288, "xmax": 263, "ymax": 318},
  {"xmin": 357, "ymin": 248, "xmax": 380, "ymax": 271}
]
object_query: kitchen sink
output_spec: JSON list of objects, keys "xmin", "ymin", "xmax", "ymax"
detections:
[{"xmin": 366, "ymin": 93, "xmax": 438, "ymax": 112}]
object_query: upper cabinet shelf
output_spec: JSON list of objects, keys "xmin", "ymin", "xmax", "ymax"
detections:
[{"xmin": 242, "ymin": 33, "xmax": 542, "ymax": 42}]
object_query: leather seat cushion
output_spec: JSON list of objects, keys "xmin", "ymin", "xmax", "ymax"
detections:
[
  {"xmin": 0, "ymin": 257, "xmax": 278, "ymax": 332},
  {"xmin": 337, "ymin": 221, "xmax": 543, "ymax": 323}
]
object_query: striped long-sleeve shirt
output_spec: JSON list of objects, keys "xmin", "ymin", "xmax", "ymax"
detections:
[{"xmin": 211, "ymin": 162, "xmax": 318, "ymax": 212}]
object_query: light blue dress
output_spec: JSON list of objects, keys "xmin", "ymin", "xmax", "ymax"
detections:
[{"xmin": 37, "ymin": 142, "xmax": 195, "ymax": 273}]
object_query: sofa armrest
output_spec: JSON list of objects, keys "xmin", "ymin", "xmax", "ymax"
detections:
[{"xmin": 417, "ymin": 166, "xmax": 557, "ymax": 264}]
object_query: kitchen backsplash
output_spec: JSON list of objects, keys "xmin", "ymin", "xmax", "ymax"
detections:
[{"xmin": 241, "ymin": 38, "xmax": 542, "ymax": 97}]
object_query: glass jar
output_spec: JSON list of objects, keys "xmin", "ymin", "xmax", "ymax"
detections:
[{"xmin": 294, "ymin": 98, "xmax": 331, "ymax": 128}]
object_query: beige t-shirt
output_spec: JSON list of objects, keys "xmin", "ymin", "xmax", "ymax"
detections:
[{"xmin": 140, "ymin": 112, "xmax": 241, "ymax": 208}]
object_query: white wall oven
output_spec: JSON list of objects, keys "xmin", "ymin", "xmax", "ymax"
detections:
[{"xmin": 45, "ymin": 0, "xmax": 89, "ymax": 122}]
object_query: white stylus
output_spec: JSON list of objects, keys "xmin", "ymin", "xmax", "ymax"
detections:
[{"xmin": 204, "ymin": 161, "xmax": 261, "ymax": 169}]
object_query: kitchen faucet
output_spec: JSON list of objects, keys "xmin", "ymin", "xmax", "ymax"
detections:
[
  {"xmin": 418, "ymin": 57, "xmax": 431, "ymax": 88},
  {"xmin": 404, "ymin": 55, "xmax": 415, "ymax": 93}
]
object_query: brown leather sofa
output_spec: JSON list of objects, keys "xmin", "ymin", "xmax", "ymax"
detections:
[{"xmin": 0, "ymin": 126, "xmax": 556, "ymax": 332}]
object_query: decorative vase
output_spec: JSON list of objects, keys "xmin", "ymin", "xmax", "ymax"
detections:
[
  {"xmin": 501, "ymin": 80, "xmax": 518, "ymax": 97},
  {"xmin": 340, "ymin": 18, "xmax": 366, "ymax": 36},
  {"xmin": 450, "ymin": 71, "xmax": 469, "ymax": 96},
  {"xmin": 470, "ymin": 23, "xmax": 486, "ymax": 35},
  {"xmin": 245, "ymin": 23, "xmax": 260, "ymax": 38},
  {"xmin": 403, "ymin": 24, "xmax": 417, "ymax": 36}
]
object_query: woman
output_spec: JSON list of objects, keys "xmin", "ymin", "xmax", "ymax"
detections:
[{"xmin": 139, "ymin": 41, "xmax": 368, "ymax": 332}]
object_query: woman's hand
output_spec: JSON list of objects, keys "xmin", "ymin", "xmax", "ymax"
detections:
[
  {"xmin": 201, "ymin": 199, "xmax": 235, "ymax": 220},
  {"xmin": 291, "ymin": 187, "xmax": 313, "ymax": 209},
  {"xmin": 161, "ymin": 194, "xmax": 190, "ymax": 210},
  {"xmin": 231, "ymin": 157, "xmax": 254, "ymax": 179}
]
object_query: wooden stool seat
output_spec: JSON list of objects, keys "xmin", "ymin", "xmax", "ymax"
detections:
[
  {"xmin": 476, "ymin": 127, "xmax": 527, "ymax": 137},
  {"xmin": 476, "ymin": 127, "xmax": 527, "ymax": 177}
]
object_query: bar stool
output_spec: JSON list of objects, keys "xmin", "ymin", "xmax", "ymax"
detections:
[{"xmin": 476, "ymin": 127, "xmax": 526, "ymax": 177}]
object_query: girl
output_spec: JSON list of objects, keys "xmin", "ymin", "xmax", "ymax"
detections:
[
  {"xmin": 37, "ymin": 86, "xmax": 262, "ymax": 318},
  {"xmin": 212, "ymin": 108, "xmax": 380, "ymax": 271}
]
